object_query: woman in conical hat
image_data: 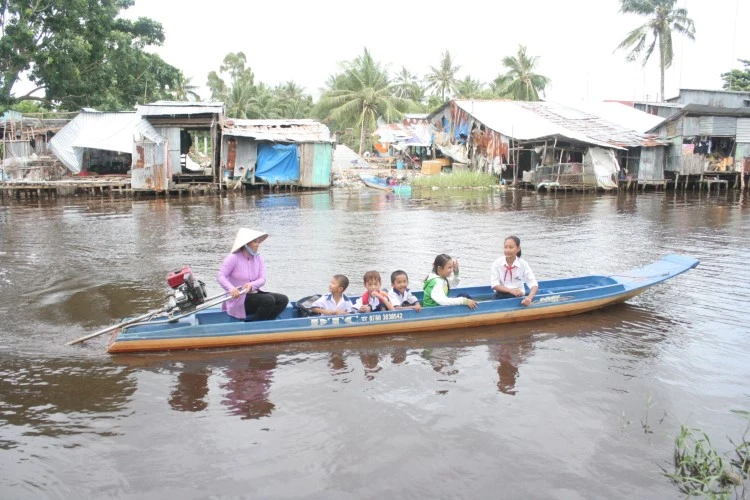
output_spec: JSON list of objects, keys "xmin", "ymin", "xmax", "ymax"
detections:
[{"xmin": 217, "ymin": 228, "xmax": 289, "ymax": 321}]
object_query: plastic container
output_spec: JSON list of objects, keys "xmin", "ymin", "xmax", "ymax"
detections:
[{"xmin": 396, "ymin": 160, "xmax": 405, "ymax": 170}]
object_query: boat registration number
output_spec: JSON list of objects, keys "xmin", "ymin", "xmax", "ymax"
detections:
[{"xmin": 309, "ymin": 312, "xmax": 404, "ymax": 327}]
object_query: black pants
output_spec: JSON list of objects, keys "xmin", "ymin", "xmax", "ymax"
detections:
[
  {"xmin": 494, "ymin": 291, "xmax": 516, "ymax": 300},
  {"xmin": 243, "ymin": 291, "xmax": 289, "ymax": 321}
]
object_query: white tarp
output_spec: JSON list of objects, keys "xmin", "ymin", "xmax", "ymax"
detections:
[
  {"xmin": 584, "ymin": 147, "xmax": 620, "ymax": 190},
  {"xmin": 49, "ymin": 112, "xmax": 164, "ymax": 173}
]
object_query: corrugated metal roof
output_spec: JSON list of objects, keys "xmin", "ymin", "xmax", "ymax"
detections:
[
  {"xmin": 434, "ymin": 100, "xmax": 665, "ymax": 149},
  {"xmin": 223, "ymin": 119, "xmax": 333, "ymax": 143},
  {"xmin": 49, "ymin": 112, "xmax": 164, "ymax": 173},
  {"xmin": 581, "ymin": 102, "xmax": 664, "ymax": 134},
  {"xmin": 648, "ymin": 104, "xmax": 750, "ymax": 133},
  {"xmin": 137, "ymin": 101, "xmax": 224, "ymax": 117}
]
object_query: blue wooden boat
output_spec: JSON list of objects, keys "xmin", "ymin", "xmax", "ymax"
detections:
[
  {"xmin": 359, "ymin": 174, "xmax": 412, "ymax": 195},
  {"xmin": 106, "ymin": 254, "xmax": 698, "ymax": 353}
]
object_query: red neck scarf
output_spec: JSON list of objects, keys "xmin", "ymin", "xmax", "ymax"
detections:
[{"xmin": 504, "ymin": 263, "xmax": 514, "ymax": 282}]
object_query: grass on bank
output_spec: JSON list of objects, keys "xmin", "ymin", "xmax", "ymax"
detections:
[{"xmin": 410, "ymin": 171, "xmax": 499, "ymax": 189}]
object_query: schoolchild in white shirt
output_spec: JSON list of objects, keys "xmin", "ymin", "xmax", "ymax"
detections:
[
  {"xmin": 353, "ymin": 271, "xmax": 394, "ymax": 313},
  {"xmin": 310, "ymin": 275, "xmax": 358, "ymax": 315},
  {"xmin": 490, "ymin": 235, "xmax": 538, "ymax": 307},
  {"xmin": 387, "ymin": 270, "xmax": 422, "ymax": 312}
]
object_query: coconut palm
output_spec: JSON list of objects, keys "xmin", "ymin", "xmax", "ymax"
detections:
[
  {"xmin": 316, "ymin": 48, "xmax": 412, "ymax": 155},
  {"xmin": 494, "ymin": 45, "xmax": 550, "ymax": 101},
  {"xmin": 616, "ymin": 0, "xmax": 695, "ymax": 101},
  {"xmin": 171, "ymin": 75, "xmax": 201, "ymax": 101},
  {"xmin": 425, "ymin": 51, "xmax": 461, "ymax": 101},
  {"xmin": 392, "ymin": 67, "xmax": 424, "ymax": 101},
  {"xmin": 454, "ymin": 76, "xmax": 486, "ymax": 99}
]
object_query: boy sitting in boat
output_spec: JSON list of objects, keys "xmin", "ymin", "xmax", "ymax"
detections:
[
  {"xmin": 388, "ymin": 270, "xmax": 422, "ymax": 312},
  {"xmin": 309, "ymin": 275, "xmax": 358, "ymax": 316},
  {"xmin": 353, "ymin": 271, "xmax": 394, "ymax": 313}
]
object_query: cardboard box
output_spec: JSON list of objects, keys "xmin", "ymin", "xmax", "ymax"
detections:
[{"xmin": 421, "ymin": 160, "xmax": 443, "ymax": 175}]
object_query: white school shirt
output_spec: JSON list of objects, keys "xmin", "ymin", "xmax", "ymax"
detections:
[
  {"xmin": 352, "ymin": 291, "xmax": 385, "ymax": 311},
  {"xmin": 310, "ymin": 293, "xmax": 357, "ymax": 314},
  {"xmin": 387, "ymin": 287, "xmax": 420, "ymax": 307},
  {"xmin": 490, "ymin": 257, "xmax": 538, "ymax": 292}
]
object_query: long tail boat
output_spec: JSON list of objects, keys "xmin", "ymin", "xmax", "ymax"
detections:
[{"xmin": 104, "ymin": 254, "xmax": 698, "ymax": 353}]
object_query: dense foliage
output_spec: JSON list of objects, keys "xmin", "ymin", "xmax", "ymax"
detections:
[
  {"xmin": 207, "ymin": 52, "xmax": 313, "ymax": 120},
  {"xmin": 0, "ymin": 0, "xmax": 185, "ymax": 111},
  {"xmin": 721, "ymin": 59, "xmax": 750, "ymax": 92}
]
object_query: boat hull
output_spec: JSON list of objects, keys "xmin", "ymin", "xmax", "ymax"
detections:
[{"xmin": 106, "ymin": 254, "xmax": 698, "ymax": 354}]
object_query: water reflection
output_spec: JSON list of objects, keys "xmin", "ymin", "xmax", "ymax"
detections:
[
  {"xmin": 168, "ymin": 367, "xmax": 210, "ymax": 412},
  {"xmin": 0, "ymin": 357, "xmax": 135, "ymax": 448},
  {"xmin": 220, "ymin": 353, "xmax": 277, "ymax": 420},
  {"xmin": 488, "ymin": 338, "xmax": 534, "ymax": 396}
]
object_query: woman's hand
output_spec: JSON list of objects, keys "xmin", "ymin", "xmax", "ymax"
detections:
[
  {"xmin": 465, "ymin": 299, "xmax": 478, "ymax": 310},
  {"xmin": 510, "ymin": 288, "xmax": 524, "ymax": 297},
  {"xmin": 229, "ymin": 287, "xmax": 241, "ymax": 299},
  {"xmin": 521, "ymin": 297, "xmax": 533, "ymax": 307},
  {"xmin": 453, "ymin": 259, "xmax": 460, "ymax": 274}
]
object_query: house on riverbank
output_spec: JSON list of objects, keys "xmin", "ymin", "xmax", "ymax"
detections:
[
  {"xmin": 642, "ymin": 89, "xmax": 750, "ymax": 191},
  {"xmin": 1, "ymin": 111, "xmax": 71, "ymax": 181},
  {"xmin": 427, "ymin": 100, "xmax": 667, "ymax": 191},
  {"xmin": 221, "ymin": 119, "xmax": 333, "ymax": 190}
]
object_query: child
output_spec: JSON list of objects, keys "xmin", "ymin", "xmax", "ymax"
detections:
[
  {"xmin": 423, "ymin": 254, "xmax": 478, "ymax": 309},
  {"xmin": 490, "ymin": 235, "xmax": 538, "ymax": 307},
  {"xmin": 310, "ymin": 275, "xmax": 358, "ymax": 315},
  {"xmin": 353, "ymin": 271, "xmax": 394, "ymax": 313},
  {"xmin": 388, "ymin": 270, "xmax": 422, "ymax": 312}
]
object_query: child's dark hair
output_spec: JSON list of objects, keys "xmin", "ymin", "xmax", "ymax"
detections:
[
  {"xmin": 333, "ymin": 274, "xmax": 349, "ymax": 291},
  {"xmin": 391, "ymin": 270, "xmax": 408, "ymax": 284},
  {"xmin": 505, "ymin": 235, "xmax": 522, "ymax": 257},
  {"xmin": 432, "ymin": 254, "xmax": 452, "ymax": 274},
  {"xmin": 363, "ymin": 270, "xmax": 381, "ymax": 284}
]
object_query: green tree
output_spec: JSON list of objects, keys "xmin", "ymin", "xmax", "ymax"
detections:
[
  {"xmin": 274, "ymin": 81, "xmax": 313, "ymax": 118},
  {"xmin": 392, "ymin": 67, "xmax": 425, "ymax": 102},
  {"xmin": 616, "ymin": 0, "xmax": 695, "ymax": 101},
  {"xmin": 171, "ymin": 75, "xmax": 201, "ymax": 101},
  {"xmin": 208, "ymin": 54, "xmax": 312, "ymax": 119},
  {"xmin": 207, "ymin": 52, "xmax": 256, "ymax": 117},
  {"xmin": 0, "ymin": 0, "xmax": 182, "ymax": 110},
  {"xmin": 494, "ymin": 45, "xmax": 550, "ymax": 101},
  {"xmin": 425, "ymin": 51, "xmax": 461, "ymax": 101},
  {"xmin": 454, "ymin": 76, "xmax": 486, "ymax": 99},
  {"xmin": 315, "ymin": 48, "xmax": 412, "ymax": 155},
  {"xmin": 721, "ymin": 59, "xmax": 750, "ymax": 91}
]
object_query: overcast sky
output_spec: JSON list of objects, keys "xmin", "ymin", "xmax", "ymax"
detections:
[{"xmin": 121, "ymin": 0, "xmax": 746, "ymax": 105}]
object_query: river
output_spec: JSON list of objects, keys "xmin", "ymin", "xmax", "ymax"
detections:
[{"xmin": 1, "ymin": 188, "xmax": 748, "ymax": 498}]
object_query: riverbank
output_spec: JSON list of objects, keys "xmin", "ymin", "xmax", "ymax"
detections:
[{"xmin": 2, "ymin": 168, "xmax": 748, "ymax": 200}]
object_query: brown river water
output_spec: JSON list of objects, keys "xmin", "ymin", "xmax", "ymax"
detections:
[{"xmin": 1, "ymin": 188, "xmax": 748, "ymax": 498}]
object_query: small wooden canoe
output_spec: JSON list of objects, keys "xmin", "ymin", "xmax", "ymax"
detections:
[
  {"xmin": 359, "ymin": 174, "xmax": 411, "ymax": 195},
  {"xmin": 107, "ymin": 254, "xmax": 698, "ymax": 354}
]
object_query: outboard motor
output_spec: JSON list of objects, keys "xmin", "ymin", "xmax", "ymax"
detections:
[{"xmin": 166, "ymin": 266, "xmax": 207, "ymax": 311}]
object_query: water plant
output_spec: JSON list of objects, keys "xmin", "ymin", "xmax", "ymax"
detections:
[{"xmin": 663, "ymin": 411, "xmax": 750, "ymax": 498}]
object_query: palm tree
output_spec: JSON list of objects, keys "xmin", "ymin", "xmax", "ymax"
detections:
[
  {"xmin": 316, "ymin": 48, "xmax": 412, "ymax": 155},
  {"xmin": 454, "ymin": 76, "xmax": 485, "ymax": 99},
  {"xmin": 392, "ymin": 67, "xmax": 425, "ymax": 101},
  {"xmin": 616, "ymin": 0, "xmax": 695, "ymax": 101},
  {"xmin": 494, "ymin": 45, "xmax": 550, "ymax": 101},
  {"xmin": 171, "ymin": 75, "xmax": 201, "ymax": 101},
  {"xmin": 425, "ymin": 51, "xmax": 461, "ymax": 101}
]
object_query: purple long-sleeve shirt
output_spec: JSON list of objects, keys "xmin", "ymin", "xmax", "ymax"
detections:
[{"xmin": 217, "ymin": 251, "xmax": 267, "ymax": 319}]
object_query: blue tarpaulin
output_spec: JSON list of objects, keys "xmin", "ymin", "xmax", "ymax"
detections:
[{"xmin": 255, "ymin": 143, "xmax": 299, "ymax": 183}]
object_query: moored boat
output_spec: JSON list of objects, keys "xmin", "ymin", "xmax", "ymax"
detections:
[
  {"xmin": 105, "ymin": 254, "xmax": 698, "ymax": 354},
  {"xmin": 359, "ymin": 174, "xmax": 411, "ymax": 195}
]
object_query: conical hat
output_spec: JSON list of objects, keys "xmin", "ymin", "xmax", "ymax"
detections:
[{"xmin": 230, "ymin": 228, "xmax": 268, "ymax": 253}]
